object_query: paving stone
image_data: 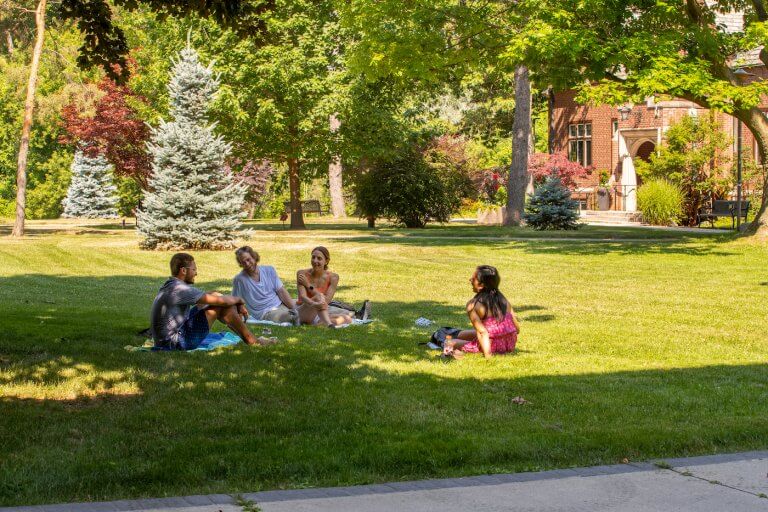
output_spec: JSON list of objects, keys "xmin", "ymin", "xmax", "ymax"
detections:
[
  {"xmin": 203, "ymin": 494, "xmax": 234, "ymax": 505},
  {"xmin": 382, "ymin": 481, "xmax": 419, "ymax": 491},
  {"xmin": 178, "ymin": 496, "xmax": 214, "ymax": 507}
]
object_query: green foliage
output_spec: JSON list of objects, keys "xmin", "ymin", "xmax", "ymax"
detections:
[
  {"xmin": 115, "ymin": 176, "xmax": 142, "ymax": 217},
  {"xmin": 27, "ymin": 150, "xmax": 72, "ymax": 219},
  {"xmin": 466, "ymin": 138, "xmax": 511, "ymax": 170},
  {"xmin": 494, "ymin": 185, "xmax": 508, "ymax": 206},
  {"xmin": 0, "ymin": 23, "xmax": 100, "ymax": 219},
  {"xmin": 637, "ymin": 179, "xmax": 685, "ymax": 226},
  {"xmin": 598, "ymin": 169, "xmax": 610, "ymax": 188},
  {"xmin": 635, "ymin": 115, "xmax": 731, "ymax": 226},
  {"xmin": 356, "ymin": 149, "xmax": 459, "ymax": 228},
  {"xmin": 524, "ymin": 176, "xmax": 580, "ymax": 230},
  {"xmin": 202, "ymin": 1, "xmax": 340, "ymax": 181}
]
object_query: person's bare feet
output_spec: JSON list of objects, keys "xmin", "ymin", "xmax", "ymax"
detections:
[{"xmin": 443, "ymin": 341, "xmax": 464, "ymax": 360}]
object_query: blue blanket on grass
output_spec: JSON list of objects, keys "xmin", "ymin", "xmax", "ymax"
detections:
[{"xmin": 125, "ymin": 331, "xmax": 241, "ymax": 352}]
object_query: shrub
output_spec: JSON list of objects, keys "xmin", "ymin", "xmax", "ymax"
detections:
[
  {"xmin": 634, "ymin": 115, "xmax": 731, "ymax": 226},
  {"xmin": 356, "ymin": 149, "xmax": 458, "ymax": 228},
  {"xmin": 523, "ymin": 176, "xmax": 580, "ymax": 230},
  {"xmin": 637, "ymin": 179, "xmax": 685, "ymax": 226},
  {"xmin": 423, "ymin": 135, "xmax": 477, "ymax": 199},
  {"xmin": 494, "ymin": 185, "xmax": 508, "ymax": 206},
  {"xmin": 529, "ymin": 153, "xmax": 590, "ymax": 189}
]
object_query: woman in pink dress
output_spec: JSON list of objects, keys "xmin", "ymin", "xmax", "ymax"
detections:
[{"xmin": 444, "ymin": 265, "xmax": 520, "ymax": 359}]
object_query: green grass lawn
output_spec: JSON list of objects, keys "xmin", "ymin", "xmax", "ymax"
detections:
[{"xmin": 1, "ymin": 219, "xmax": 767, "ymax": 506}]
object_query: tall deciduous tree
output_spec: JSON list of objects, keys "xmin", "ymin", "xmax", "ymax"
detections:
[
  {"xmin": 507, "ymin": 65, "xmax": 531, "ymax": 226},
  {"xmin": 206, "ymin": 0, "xmax": 342, "ymax": 229},
  {"xmin": 60, "ymin": 74, "xmax": 151, "ymax": 189},
  {"xmin": 12, "ymin": 0, "xmax": 45, "ymax": 237},
  {"xmin": 342, "ymin": 0, "xmax": 533, "ymax": 225}
]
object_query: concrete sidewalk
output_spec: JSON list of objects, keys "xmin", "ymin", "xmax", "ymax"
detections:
[{"xmin": 4, "ymin": 451, "xmax": 767, "ymax": 512}]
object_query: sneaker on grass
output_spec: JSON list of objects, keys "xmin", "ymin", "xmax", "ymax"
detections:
[{"xmin": 356, "ymin": 300, "xmax": 372, "ymax": 321}]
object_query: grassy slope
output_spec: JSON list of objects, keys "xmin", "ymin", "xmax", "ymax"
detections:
[{"xmin": 1, "ymin": 220, "xmax": 766, "ymax": 505}]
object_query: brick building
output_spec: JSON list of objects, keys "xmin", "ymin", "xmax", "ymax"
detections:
[{"xmin": 550, "ymin": 12, "xmax": 765, "ymax": 212}]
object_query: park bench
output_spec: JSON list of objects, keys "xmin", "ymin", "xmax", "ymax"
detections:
[
  {"xmin": 696, "ymin": 199, "xmax": 750, "ymax": 229},
  {"xmin": 283, "ymin": 199, "xmax": 327, "ymax": 216}
]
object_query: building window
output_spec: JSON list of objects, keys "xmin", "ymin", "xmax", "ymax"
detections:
[
  {"xmin": 568, "ymin": 123, "xmax": 592, "ymax": 166},
  {"xmin": 612, "ymin": 120, "xmax": 619, "ymax": 137}
]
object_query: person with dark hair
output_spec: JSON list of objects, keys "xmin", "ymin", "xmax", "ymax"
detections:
[
  {"xmin": 150, "ymin": 253, "xmax": 265, "ymax": 349},
  {"xmin": 296, "ymin": 246, "xmax": 369, "ymax": 327},
  {"xmin": 232, "ymin": 246, "xmax": 299, "ymax": 325},
  {"xmin": 443, "ymin": 265, "xmax": 520, "ymax": 359}
]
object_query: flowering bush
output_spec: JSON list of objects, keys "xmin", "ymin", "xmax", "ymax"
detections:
[{"xmin": 529, "ymin": 153, "xmax": 590, "ymax": 189}]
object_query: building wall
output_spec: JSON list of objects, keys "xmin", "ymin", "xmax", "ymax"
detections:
[{"xmin": 552, "ymin": 82, "xmax": 767, "ymax": 194}]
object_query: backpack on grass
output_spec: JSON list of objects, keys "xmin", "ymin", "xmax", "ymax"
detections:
[{"xmin": 421, "ymin": 326, "xmax": 463, "ymax": 350}]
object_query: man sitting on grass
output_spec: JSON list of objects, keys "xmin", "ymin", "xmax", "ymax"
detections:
[
  {"xmin": 150, "ymin": 252, "xmax": 263, "ymax": 349},
  {"xmin": 232, "ymin": 246, "xmax": 300, "ymax": 325}
]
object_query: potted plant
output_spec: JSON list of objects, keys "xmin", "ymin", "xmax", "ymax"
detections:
[{"xmin": 596, "ymin": 169, "xmax": 612, "ymax": 211}]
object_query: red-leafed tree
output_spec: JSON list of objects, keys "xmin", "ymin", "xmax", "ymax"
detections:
[
  {"xmin": 224, "ymin": 158, "xmax": 275, "ymax": 217},
  {"xmin": 60, "ymin": 75, "xmax": 151, "ymax": 189},
  {"xmin": 529, "ymin": 153, "xmax": 590, "ymax": 190}
]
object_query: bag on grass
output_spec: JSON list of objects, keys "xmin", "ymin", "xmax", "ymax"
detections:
[
  {"xmin": 328, "ymin": 299, "xmax": 357, "ymax": 312},
  {"xmin": 421, "ymin": 326, "xmax": 463, "ymax": 349}
]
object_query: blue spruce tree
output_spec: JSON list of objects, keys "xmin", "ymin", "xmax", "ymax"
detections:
[
  {"xmin": 62, "ymin": 150, "xmax": 119, "ymax": 219},
  {"xmin": 138, "ymin": 46, "xmax": 245, "ymax": 249},
  {"xmin": 523, "ymin": 176, "xmax": 581, "ymax": 230}
]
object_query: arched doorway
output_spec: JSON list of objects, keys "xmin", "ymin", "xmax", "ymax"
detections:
[
  {"xmin": 632, "ymin": 140, "xmax": 655, "ymax": 188},
  {"xmin": 618, "ymin": 130, "xmax": 660, "ymax": 211}
]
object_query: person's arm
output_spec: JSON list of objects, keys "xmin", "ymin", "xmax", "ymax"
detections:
[
  {"xmin": 467, "ymin": 302, "xmax": 491, "ymax": 358},
  {"xmin": 276, "ymin": 286, "xmax": 296, "ymax": 309},
  {"xmin": 231, "ymin": 278, "xmax": 250, "ymax": 319},
  {"xmin": 508, "ymin": 300, "xmax": 521, "ymax": 334},
  {"xmin": 322, "ymin": 273, "xmax": 340, "ymax": 302},
  {"xmin": 297, "ymin": 270, "xmax": 326, "ymax": 309},
  {"xmin": 198, "ymin": 293, "xmax": 248, "ymax": 318}
]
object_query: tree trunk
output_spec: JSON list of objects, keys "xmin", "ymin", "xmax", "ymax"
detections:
[
  {"xmin": 547, "ymin": 86, "xmax": 555, "ymax": 154},
  {"xmin": 328, "ymin": 114, "xmax": 346, "ymax": 218},
  {"xmin": 506, "ymin": 65, "xmax": 532, "ymax": 226},
  {"xmin": 735, "ymin": 107, "xmax": 768, "ymax": 235},
  {"xmin": 12, "ymin": 0, "xmax": 46, "ymax": 237},
  {"xmin": 5, "ymin": 30, "xmax": 14, "ymax": 55},
  {"xmin": 287, "ymin": 156, "xmax": 305, "ymax": 229}
]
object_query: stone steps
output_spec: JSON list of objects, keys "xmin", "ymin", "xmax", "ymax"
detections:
[{"xmin": 580, "ymin": 210, "xmax": 643, "ymax": 225}]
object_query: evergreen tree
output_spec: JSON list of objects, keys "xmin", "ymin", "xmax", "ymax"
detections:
[
  {"xmin": 138, "ymin": 46, "xmax": 245, "ymax": 250},
  {"xmin": 61, "ymin": 150, "xmax": 119, "ymax": 219},
  {"xmin": 523, "ymin": 176, "xmax": 580, "ymax": 230}
]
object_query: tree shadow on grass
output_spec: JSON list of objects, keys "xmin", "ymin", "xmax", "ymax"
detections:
[
  {"xmin": 3, "ymin": 274, "xmax": 766, "ymax": 506},
  {"xmin": 327, "ymin": 234, "xmax": 736, "ymax": 257},
  {"xmin": 3, "ymin": 334, "xmax": 767, "ymax": 506}
]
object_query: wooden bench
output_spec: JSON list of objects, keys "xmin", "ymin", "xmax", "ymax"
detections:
[
  {"xmin": 696, "ymin": 200, "xmax": 750, "ymax": 229},
  {"xmin": 283, "ymin": 199, "xmax": 327, "ymax": 216}
]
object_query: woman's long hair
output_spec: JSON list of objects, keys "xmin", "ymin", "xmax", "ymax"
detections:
[{"xmin": 471, "ymin": 265, "xmax": 507, "ymax": 321}]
